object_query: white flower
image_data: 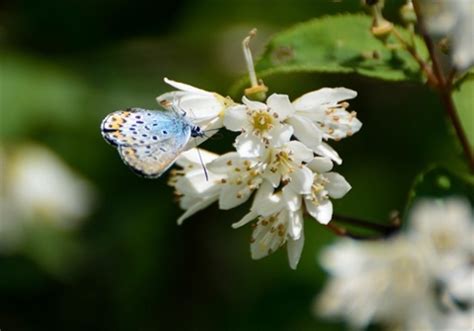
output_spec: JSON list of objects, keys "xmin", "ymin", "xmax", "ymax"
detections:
[
  {"xmin": 291, "ymin": 87, "xmax": 361, "ymax": 164},
  {"xmin": 303, "ymin": 157, "xmax": 351, "ymax": 224},
  {"xmin": 232, "ymin": 180, "xmax": 306, "ymax": 269},
  {"xmin": 315, "ymin": 237, "xmax": 434, "ymax": 329},
  {"xmin": 157, "ymin": 78, "xmax": 235, "ymax": 148},
  {"xmin": 408, "ymin": 197, "xmax": 474, "ymax": 277},
  {"xmin": 224, "ymin": 94, "xmax": 294, "ymax": 157},
  {"xmin": 232, "ymin": 154, "xmax": 350, "ymax": 269},
  {"xmin": 0, "ymin": 144, "xmax": 95, "ymax": 251},
  {"xmin": 420, "ymin": 0, "xmax": 474, "ymax": 71},
  {"xmin": 224, "ymin": 89, "xmax": 361, "ymax": 164},
  {"xmin": 170, "ymin": 148, "xmax": 265, "ymax": 223},
  {"xmin": 315, "ymin": 197, "xmax": 474, "ymax": 329},
  {"xmin": 169, "ymin": 148, "xmax": 224, "ymax": 224}
]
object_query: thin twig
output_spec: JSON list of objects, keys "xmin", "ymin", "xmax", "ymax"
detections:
[
  {"xmin": 325, "ymin": 223, "xmax": 395, "ymax": 241},
  {"xmin": 391, "ymin": 28, "xmax": 438, "ymax": 86},
  {"xmin": 412, "ymin": 0, "xmax": 474, "ymax": 172},
  {"xmin": 333, "ymin": 213, "xmax": 400, "ymax": 235}
]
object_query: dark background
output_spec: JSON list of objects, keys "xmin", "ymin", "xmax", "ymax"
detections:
[{"xmin": 0, "ymin": 0, "xmax": 467, "ymax": 330}]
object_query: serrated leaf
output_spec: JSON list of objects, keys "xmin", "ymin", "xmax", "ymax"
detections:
[
  {"xmin": 452, "ymin": 77, "xmax": 474, "ymax": 147},
  {"xmin": 231, "ymin": 14, "xmax": 428, "ymax": 96}
]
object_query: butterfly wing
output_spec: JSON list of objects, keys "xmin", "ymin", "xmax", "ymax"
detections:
[
  {"xmin": 101, "ymin": 108, "xmax": 177, "ymax": 146},
  {"xmin": 100, "ymin": 108, "xmax": 192, "ymax": 178}
]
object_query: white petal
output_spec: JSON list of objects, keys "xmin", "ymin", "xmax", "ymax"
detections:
[
  {"xmin": 251, "ymin": 180, "xmax": 274, "ymax": 209},
  {"xmin": 288, "ymin": 167, "xmax": 313, "ymax": 194},
  {"xmin": 175, "ymin": 148, "xmax": 219, "ymax": 167},
  {"xmin": 251, "ymin": 220, "xmax": 284, "ymax": 260},
  {"xmin": 293, "ymin": 88, "xmax": 357, "ymax": 111},
  {"xmin": 164, "ymin": 77, "xmax": 213, "ymax": 95},
  {"xmin": 268, "ymin": 124, "xmax": 293, "ymax": 147},
  {"xmin": 219, "ymin": 184, "xmax": 252, "ymax": 210},
  {"xmin": 306, "ymin": 199, "xmax": 333, "ymax": 224},
  {"xmin": 314, "ymin": 143, "xmax": 342, "ymax": 165},
  {"xmin": 287, "ymin": 116, "xmax": 323, "ymax": 149},
  {"xmin": 287, "ymin": 232, "xmax": 305, "ymax": 269},
  {"xmin": 254, "ymin": 192, "xmax": 284, "ymax": 217},
  {"xmin": 325, "ymin": 172, "xmax": 351, "ymax": 199},
  {"xmin": 234, "ymin": 133, "xmax": 265, "ymax": 158},
  {"xmin": 232, "ymin": 211, "xmax": 258, "ymax": 228},
  {"xmin": 286, "ymin": 140, "xmax": 314, "ymax": 163},
  {"xmin": 307, "ymin": 157, "xmax": 333, "ymax": 173},
  {"xmin": 242, "ymin": 96, "xmax": 267, "ymax": 111},
  {"xmin": 223, "ymin": 105, "xmax": 249, "ymax": 132},
  {"xmin": 267, "ymin": 93, "xmax": 294, "ymax": 120},
  {"xmin": 288, "ymin": 209, "xmax": 304, "ymax": 240},
  {"xmin": 282, "ymin": 186, "xmax": 302, "ymax": 212},
  {"xmin": 177, "ymin": 193, "xmax": 219, "ymax": 224},
  {"xmin": 262, "ymin": 167, "xmax": 282, "ymax": 188},
  {"xmin": 157, "ymin": 91, "xmax": 222, "ymax": 121},
  {"xmin": 207, "ymin": 152, "xmax": 241, "ymax": 173}
]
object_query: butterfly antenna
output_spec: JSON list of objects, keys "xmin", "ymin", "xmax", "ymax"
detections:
[{"xmin": 195, "ymin": 145, "xmax": 209, "ymax": 181}]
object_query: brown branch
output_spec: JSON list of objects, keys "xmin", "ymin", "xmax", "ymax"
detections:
[
  {"xmin": 412, "ymin": 0, "xmax": 474, "ymax": 172},
  {"xmin": 332, "ymin": 213, "xmax": 400, "ymax": 236}
]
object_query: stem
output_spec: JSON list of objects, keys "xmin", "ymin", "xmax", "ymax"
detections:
[
  {"xmin": 325, "ymin": 223, "xmax": 396, "ymax": 240},
  {"xmin": 332, "ymin": 213, "xmax": 400, "ymax": 235},
  {"xmin": 242, "ymin": 28, "xmax": 259, "ymax": 87},
  {"xmin": 412, "ymin": 0, "xmax": 474, "ymax": 172},
  {"xmin": 391, "ymin": 28, "xmax": 438, "ymax": 86}
]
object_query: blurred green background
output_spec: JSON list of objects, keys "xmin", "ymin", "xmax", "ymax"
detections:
[{"xmin": 0, "ymin": 0, "xmax": 469, "ymax": 330}]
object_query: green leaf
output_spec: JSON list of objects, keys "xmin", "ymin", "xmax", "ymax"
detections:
[
  {"xmin": 452, "ymin": 77, "xmax": 474, "ymax": 147},
  {"xmin": 231, "ymin": 14, "xmax": 427, "ymax": 96}
]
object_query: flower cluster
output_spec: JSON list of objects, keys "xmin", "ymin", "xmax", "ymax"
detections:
[
  {"xmin": 315, "ymin": 197, "xmax": 474, "ymax": 330},
  {"xmin": 163, "ymin": 78, "xmax": 362, "ymax": 268}
]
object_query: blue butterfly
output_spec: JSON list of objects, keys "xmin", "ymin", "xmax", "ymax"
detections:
[{"xmin": 101, "ymin": 107, "xmax": 203, "ymax": 178}]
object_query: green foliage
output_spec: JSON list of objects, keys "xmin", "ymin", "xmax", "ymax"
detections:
[
  {"xmin": 404, "ymin": 166, "xmax": 474, "ymax": 224},
  {"xmin": 231, "ymin": 14, "xmax": 428, "ymax": 96},
  {"xmin": 452, "ymin": 76, "xmax": 474, "ymax": 147}
]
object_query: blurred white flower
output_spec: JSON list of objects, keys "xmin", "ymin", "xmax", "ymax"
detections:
[
  {"xmin": 315, "ymin": 197, "xmax": 474, "ymax": 329},
  {"xmin": 420, "ymin": 0, "xmax": 474, "ymax": 71},
  {"xmin": 316, "ymin": 237, "xmax": 433, "ymax": 328},
  {"xmin": 0, "ymin": 144, "xmax": 95, "ymax": 251},
  {"xmin": 408, "ymin": 197, "xmax": 474, "ymax": 276}
]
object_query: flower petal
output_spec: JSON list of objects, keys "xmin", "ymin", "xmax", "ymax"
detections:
[
  {"xmin": 164, "ymin": 77, "xmax": 213, "ymax": 95},
  {"xmin": 287, "ymin": 115, "xmax": 323, "ymax": 149},
  {"xmin": 293, "ymin": 88, "xmax": 357, "ymax": 111},
  {"xmin": 268, "ymin": 124, "xmax": 293, "ymax": 147},
  {"xmin": 288, "ymin": 209, "xmax": 304, "ymax": 240},
  {"xmin": 175, "ymin": 148, "xmax": 219, "ymax": 167},
  {"xmin": 219, "ymin": 183, "xmax": 252, "ymax": 210},
  {"xmin": 267, "ymin": 93, "xmax": 294, "ymax": 120},
  {"xmin": 234, "ymin": 132, "xmax": 265, "ymax": 158},
  {"xmin": 307, "ymin": 157, "xmax": 333, "ymax": 173},
  {"xmin": 286, "ymin": 140, "xmax": 314, "ymax": 164},
  {"xmin": 314, "ymin": 143, "xmax": 342, "ymax": 165},
  {"xmin": 242, "ymin": 96, "xmax": 267, "ymax": 111},
  {"xmin": 306, "ymin": 199, "xmax": 333, "ymax": 224},
  {"xmin": 232, "ymin": 210, "xmax": 258, "ymax": 228},
  {"xmin": 287, "ymin": 232, "xmax": 305, "ymax": 269},
  {"xmin": 287, "ymin": 167, "xmax": 313, "ymax": 194},
  {"xmin": 177, "ymin": 193, "xmax": 219, "ymax": 225},
  {"xmin": 223, "ymin": 105, "xmax": 249, "ymax": 132},
  {"xmin": 325, "ymin": 172, "xmax": 351, "ymax": 199}
]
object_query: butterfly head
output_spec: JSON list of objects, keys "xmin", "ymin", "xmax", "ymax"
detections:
[{"xmin": 191, "ymin": 125, "xmax": 204, "ymax": 138}]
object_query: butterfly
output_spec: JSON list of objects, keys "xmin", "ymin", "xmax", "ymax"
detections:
[{"xmin": 101, "ymin": 107, "xmax": 204, "ymax": 178}]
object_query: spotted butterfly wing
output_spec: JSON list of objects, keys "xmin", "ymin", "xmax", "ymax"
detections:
[{"xmin": 101, "ymin": 108, "xmax": 192, "ymax": 178}]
